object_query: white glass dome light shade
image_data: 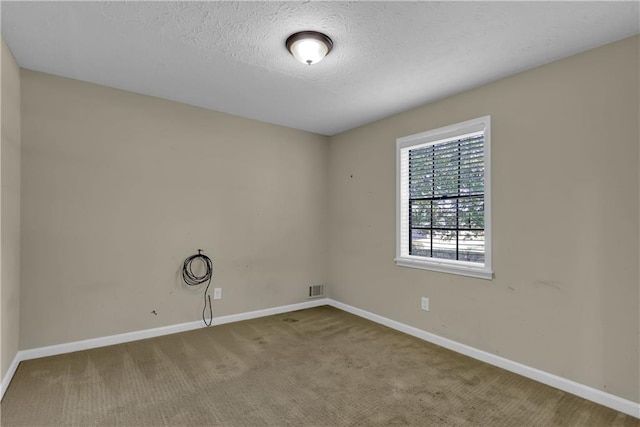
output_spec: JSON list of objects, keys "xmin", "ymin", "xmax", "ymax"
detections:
[
  {"xmin": 286, "ymin": 31, "xmax": 333, "ymax": 65},
  {"xmin": 289, "ymin": 38, "xmax": 328, "ymax": 65}
]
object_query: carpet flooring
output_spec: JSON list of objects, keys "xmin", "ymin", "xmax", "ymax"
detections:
[{"xmin": 1, "ymin": 305, "xmax": 638, "ymax": 426}]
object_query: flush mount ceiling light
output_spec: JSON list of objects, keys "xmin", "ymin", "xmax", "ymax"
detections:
[{"xmin": 286, "ymin": 31, "xmax": 333, "ymax": 65}]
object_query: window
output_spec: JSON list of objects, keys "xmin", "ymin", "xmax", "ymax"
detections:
[{"xmin": 396, "ymin": 116, "xmax": 492, "ymax": 279}]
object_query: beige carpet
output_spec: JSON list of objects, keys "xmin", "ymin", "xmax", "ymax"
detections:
[{"xmin": 1, "ymin": 306, "xmax": 637, "ymax": 426}]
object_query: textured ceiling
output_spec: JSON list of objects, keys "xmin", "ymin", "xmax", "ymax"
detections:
[{"xmin": 2, "ymin": 1, "xmax": 639, "ymax": 135}]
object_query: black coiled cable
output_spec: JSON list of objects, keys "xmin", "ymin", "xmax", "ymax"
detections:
[{"xmin": 182, "ymin": 249, "xmax": 213, "ymax": 327}]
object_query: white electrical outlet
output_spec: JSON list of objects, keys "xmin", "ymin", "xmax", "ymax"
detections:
[
  {"xmin": 213, "ymin": 288, "xmax": 222, "ymax": 300},
  {"xmin": 421, "ymin": 297, "xmax": 429, "ymax": 311}
]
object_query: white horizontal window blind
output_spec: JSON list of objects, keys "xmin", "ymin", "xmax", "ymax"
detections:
[{"xmin": 408, "ymin": 132, "xmax": 485, "ymax": 262}]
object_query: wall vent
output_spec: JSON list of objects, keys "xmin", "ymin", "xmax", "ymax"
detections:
[{"xmin": 308, "ymin": 284, "xmax": 325, "ymax": 298}]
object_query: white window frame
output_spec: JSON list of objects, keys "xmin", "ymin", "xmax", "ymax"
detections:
[{"xmin": 395, "ymin": 116, "xmax": 493, "ymax": 280}]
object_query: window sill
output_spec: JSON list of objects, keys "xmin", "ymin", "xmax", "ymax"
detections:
[{"xmin": 395, "ymin": 257, "xmax": 493, "ymax": 280}]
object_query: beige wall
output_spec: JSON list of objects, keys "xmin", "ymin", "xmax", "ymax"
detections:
[
  {"xmin": 20, "ymin": 70, "xmax": 328, "ymax": 349},
  {"xmin": 1, "ymin": 37, "xmax": 21, "ymax": 380},
  {"xmin": 328, "ymin": 36, "xmax": 640, "ymax": 402}
]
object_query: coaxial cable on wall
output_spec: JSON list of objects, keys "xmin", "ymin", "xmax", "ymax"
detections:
[{"xmin": 182, "ymin": 249, "xmax": 213, "ymax": 326}]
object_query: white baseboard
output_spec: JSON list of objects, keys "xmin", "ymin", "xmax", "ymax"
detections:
[
  {"xmin": 0, "ymin": 298, "xmax": 329, "ymax": 401},
  {"xmin": 211, "ymin": 298, "xmax": 331, "ymax": 326},
  {"xmin": 18, "ymin": 298, "xmax": 330, "ymax": 363},
  {"xmin": 2, "ymin": 296, "xmax": 638, "ymax": 419},
  {"xmin": 0, "ymin": 352, "xmax": 21, "ymax": 400},
  {"xmin": 19, "ymin": 320, "xmax": 203, "ymax": 362},
  {"xmin": 328, "ymin": 299, "xmax": 640, "ymax": 419}
]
